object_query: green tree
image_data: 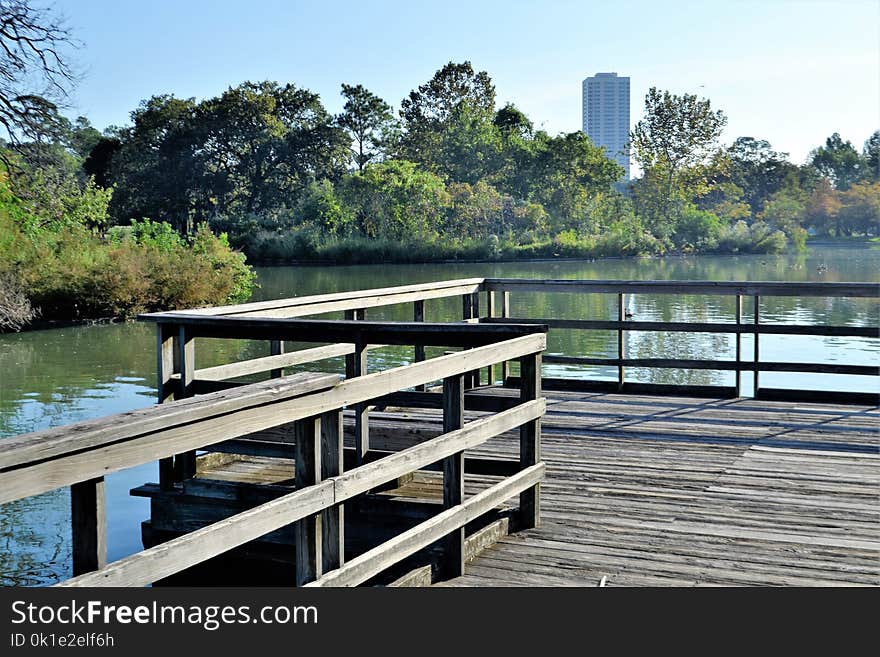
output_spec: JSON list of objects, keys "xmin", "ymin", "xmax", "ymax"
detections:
[
  {"xmin": 726, "ymin": 137, "xmax": 798, "ymax": 214},
  {"xmin": 341, "ymin": 160, "xmax": 449, "ymax": 240},
  {"xmin": 810, "ymin": 133, "xmax": 862, "ymax": 190},
  {"xmin": 863, "ymin": 130, "xmax": 879, "ymax": 182},
  {"xmin": 107, "ymin": 95, "xmax": 202, "ymax": 233},
  {"xmin": 338, "ymin": 84, "xmax": 395, "ymax": 172},
  {"xmin": 630, "ymin": 87, "xmax": 727, "ymax": 233},
  {"xmin": 397, "ymin": 61, "xmax": 495, "ymax": 165}
]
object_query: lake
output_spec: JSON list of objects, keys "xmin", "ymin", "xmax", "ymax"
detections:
[{"xmin": 1, "ymin": 244, "xmax": 877, "ymax": 585}]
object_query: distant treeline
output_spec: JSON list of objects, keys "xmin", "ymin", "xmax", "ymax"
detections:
[
  {"xmin": 1, "ymin": 60, "xmax": 879, "ymax": 328},
  {"xmin": 9, "ymin": 62, "xmax": 879, "ymax": 263}
]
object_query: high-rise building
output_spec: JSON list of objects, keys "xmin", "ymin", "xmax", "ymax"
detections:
[{"xmin": 582, "ymin": 72, "xmax": 630, "ymax": 179}]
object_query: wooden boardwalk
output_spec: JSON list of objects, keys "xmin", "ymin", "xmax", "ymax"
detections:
[{"xmin": 366, "ymin": 387, "xmax": 879, "ymax": 587}]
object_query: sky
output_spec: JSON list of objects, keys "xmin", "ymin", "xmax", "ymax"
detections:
[{"xmin": 53, "ymin": 0, "xmax": 878, "ymax": 165}]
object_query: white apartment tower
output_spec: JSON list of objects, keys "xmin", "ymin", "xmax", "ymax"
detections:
[{"xmin": 582, "ymin": 72, "xmax": 630, "ymax": 179}]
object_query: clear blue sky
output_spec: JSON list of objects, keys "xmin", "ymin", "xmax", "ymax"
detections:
[{"xmin": 55, "ymin": 0, "xmax": 878, "ymax": 164}]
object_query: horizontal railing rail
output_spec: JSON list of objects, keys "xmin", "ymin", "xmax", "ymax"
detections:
[{"xmin": 481, "ymin": 278, "xmax": 879, "ymax": 404}]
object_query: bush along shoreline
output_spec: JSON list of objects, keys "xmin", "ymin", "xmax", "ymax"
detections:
[{"xmin": 0, "ymin": 171, "xmax": 256, "ymax": 332}]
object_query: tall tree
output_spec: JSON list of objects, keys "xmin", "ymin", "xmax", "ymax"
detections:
[
  {"xmin": 726, "ymin": 137, "xmax": 797, "ymax": 214},
  {"xmin": 337, "ymin": 83, "xmax": 394, "ymax": 172},
  {"xmin": 0, "ymin": 0, "xmax": 79, "ymax": 165},
  {"xmin": 810, "ymin": 132, "xmax": 862, "ymax": 190},
  {"xmin": 397, "ymin": 61, "xmax": 495, "ymax": 165},
  {"xmin": 630, "ymin": 87, "xmax": 727, "ymax": 233}
]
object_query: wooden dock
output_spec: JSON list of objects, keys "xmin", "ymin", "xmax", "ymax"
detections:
[
  {"xmin": 436, "ymin": 387, "xmax": 880, "ymax": 586},
  {"xmin": 1, "ymin": 277, "xmax": 877, "ymax": 587}
]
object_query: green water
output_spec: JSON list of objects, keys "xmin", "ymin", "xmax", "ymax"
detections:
[{"xmin": 1, "ymin": 245, "xmax": 877, "ymax": 585}]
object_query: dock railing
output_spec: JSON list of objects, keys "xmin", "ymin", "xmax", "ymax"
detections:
[
  {"xmin": 482, "ymin": 279, "xmax": 880, "ymax": 404},
  {"xmin": 0, "ymin": 319, "xmax": 547, "ymax": 587}
]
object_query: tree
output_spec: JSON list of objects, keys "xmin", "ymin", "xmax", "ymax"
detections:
[
  {"xmin": 337, "ymin": 83, "xmax": 394, "ymax": 172},
  {"xmin": 630, "ymin": 88, "xmax": 727, "ymax": 231},
  {"xmin": 810, "ymin": 133, "xmax": 862, "ymax": 190},
  {"xmin": 863, "ymin": 130, "xmax": 879, "ymax": 182},
  {"xmin": 493, "ymin": 103, "xmax": 533, "ymax": 140},
  {"xmin": 0, "ymin": 1, "xmax": 79, "ymax": 164},
  {"xmin": 397, "ymin": 61, "xmax": 495, "ymax": 165},
  {"xmin": 726, "ymin": 137, "xmax": 798, "ymax": 213}
]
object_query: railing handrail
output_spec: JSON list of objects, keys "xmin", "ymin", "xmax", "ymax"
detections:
[
  {"xmin": 138, "ymin": 315, "xmax": 546, "ymax": 347},
  {"xmin": 482, "ymin": 278, "xmax": 880, "ymax": 298},
  {"xmin": 58, "ymin": 399, "xmax": 546, "ymax": 587},
  {"xmin": 0, "ymin": 332, "xmax": 546, "ymax": 505},
  {"xmin": 140, "ymin": 277, "xmax": 485, "ymax": 320}
]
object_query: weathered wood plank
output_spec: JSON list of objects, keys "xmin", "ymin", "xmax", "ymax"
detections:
[
  {"xmin": 294, "ymin": 416, "xmax": 322, "ymax": 585},
  {"xmin": 485, "ymin": 316, "xmax": 879, "ymax": 338},
  {"xmin": 59, "ymin": 482, "xmax": 336, "ymax": 587},
  {"xmin": 441, "ymin": 375, "xmax": 465, "ymax": 579},
  {"xmin": 482, "ymin": 278, "xmax": 880, "ymax": 298}
]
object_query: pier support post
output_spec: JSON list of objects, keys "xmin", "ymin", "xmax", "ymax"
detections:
[
  {"xmin": 519, "ymin": 353, "xmax": 541, "ymax": 530},
  {"xmin": 295, "ymin": 415, "xmax": 322, "ymax": 585},
  {"xmin": 500, "ymin": 291, "xmax": 510, "ymax": 384},
  {"xmin": 735, "ymin": 295, "xmax": 743, "ymax": 397},
  {"xmin": 617, "ymin": 292, "xmax": 626, "ymax": 392},
  {"xmin": 345, "ymin": 310, "xmax": 369, "ymax": 465},
  {"xmin": 156, "ymin": 324, "xmax": 176, "ymax": 490},
  {"xmin": 753, "ymin": 295, "xmax": 760, "ymax": 398},
  {"xmin": 440, "ymin": 374, "xmax": 465, "ymax": 579},
  {"xmin": 269, "ymin": 340, "xmax": 285, "ymax": 378},
  {"xmin": 487, "ymin": 290, "xmax": 496, "ymax": 384},
  {"xmin": 174, "ymin": 326, "xmax": 196, "ymax": 481},
  {"xmin": 71, "ymin": 477, "xmax": 106, "ymax": 576},
  {"xmin": 320, "ymin": 410, "xmax": 344, "ymax": 573},
  {"xmin": 413, "ymin": 300, "xmax": 426, "ymax": 391}
]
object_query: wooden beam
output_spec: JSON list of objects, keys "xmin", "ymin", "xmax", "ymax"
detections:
[
  {"xmin": 484, "ymin": 317, "xmax": 879, "ymax": 338},
  {"xmin": 0, "ymin": 372, "xmax": 341, "ymax": 472},
  {"xmin": 320, "ymin": 410, "xmax": 344, "ymax": 573},
  {"xmin": 175, "ymin": 327, "xmax": 196, "ymax": 481},
  {"xmin": 441, "ymin": 375, "xmax": 465, "ymax": 579},
  {"xmin": 60, "ymin": 482, "xmax": 336, "ymax": 587},
  {"xmin": 295, "ymin": 416, "xmax": 322, "ymax": 585},
  {"xmin": 413, "ymin": 299, "xmax": 426, "ymax": 391},
  {"xmin": 140, "ymin": 316, "xmax": 548, "ymax": 348},
  {"xmin": 481, "ymin": 278, "xmax": 880, "ymax": 298},
  {"xmin": 539, "ymin": 355, "xmax": 878, "ymax": 375},
  {"xmin": 141, "ymin": 279, "xmax": 486, "ymax": 320},
  {"xmin": 305, "ymin": 464, "xmax": 545, "ymax": 587},
  {"xmin": 519, "ymin": 353, "xmax": 541, "ymax": 530},
  {"xmin": 70, "ymin": 477, "xmax": 106, "ymax": 576}
]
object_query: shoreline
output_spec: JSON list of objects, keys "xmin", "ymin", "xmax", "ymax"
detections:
[{"xmin": 3, "ymin": 241, "xmax": 874, "ymax": 334}]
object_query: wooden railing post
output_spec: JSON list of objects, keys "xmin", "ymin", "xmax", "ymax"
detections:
[
  {"xmin": 617, "ymin": 292, "xmax": 626, "ymax": 392},
  {"xmin": 440, "ymin": 374, "xmax": 465, "ymax": 579},
  {"xmin": 753, "ymin": 295, "xmax": 761, "ymax": 398},
  {"xmin": 345, "ymin": 309, "xmax": 370, "ymax": 465},
  {"xmin": 487, "ymin": 290, "xmax": 496, "ymax": 384},
  {"xmin": 501, "ymin": 290, "xmax": 510, "ymax": 383},
  {"xmin": 735, "ymin": 295, "xmax": 743, "ymax": 397},
  {"xmin": 269, "ymin": 340, "xmax": 285, "ymax": 378},
  {"xmin": 175, "ymin": 326, "xmax": 196, "ymax": 481},
  {"xmin": 295, "ymin": 415, "xmax": 322, "ymax": 586},
  {"xmin": 413, "ymin": 300, "xmax": 426, "ymax": 392},
  {"xmin": 156, "ymin": 323, "xmax": 176, "ymax": 490},
  {"xmin": 519, "ymin": 353, "xmax": 541, "ymax": 529},
  {"xmin": 70, "ymin": 477, "xmax": 106, "ymax": 576},
  {"xmin": 320, "ymin": 410, "xmax": 344, "ymax": 573}
]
